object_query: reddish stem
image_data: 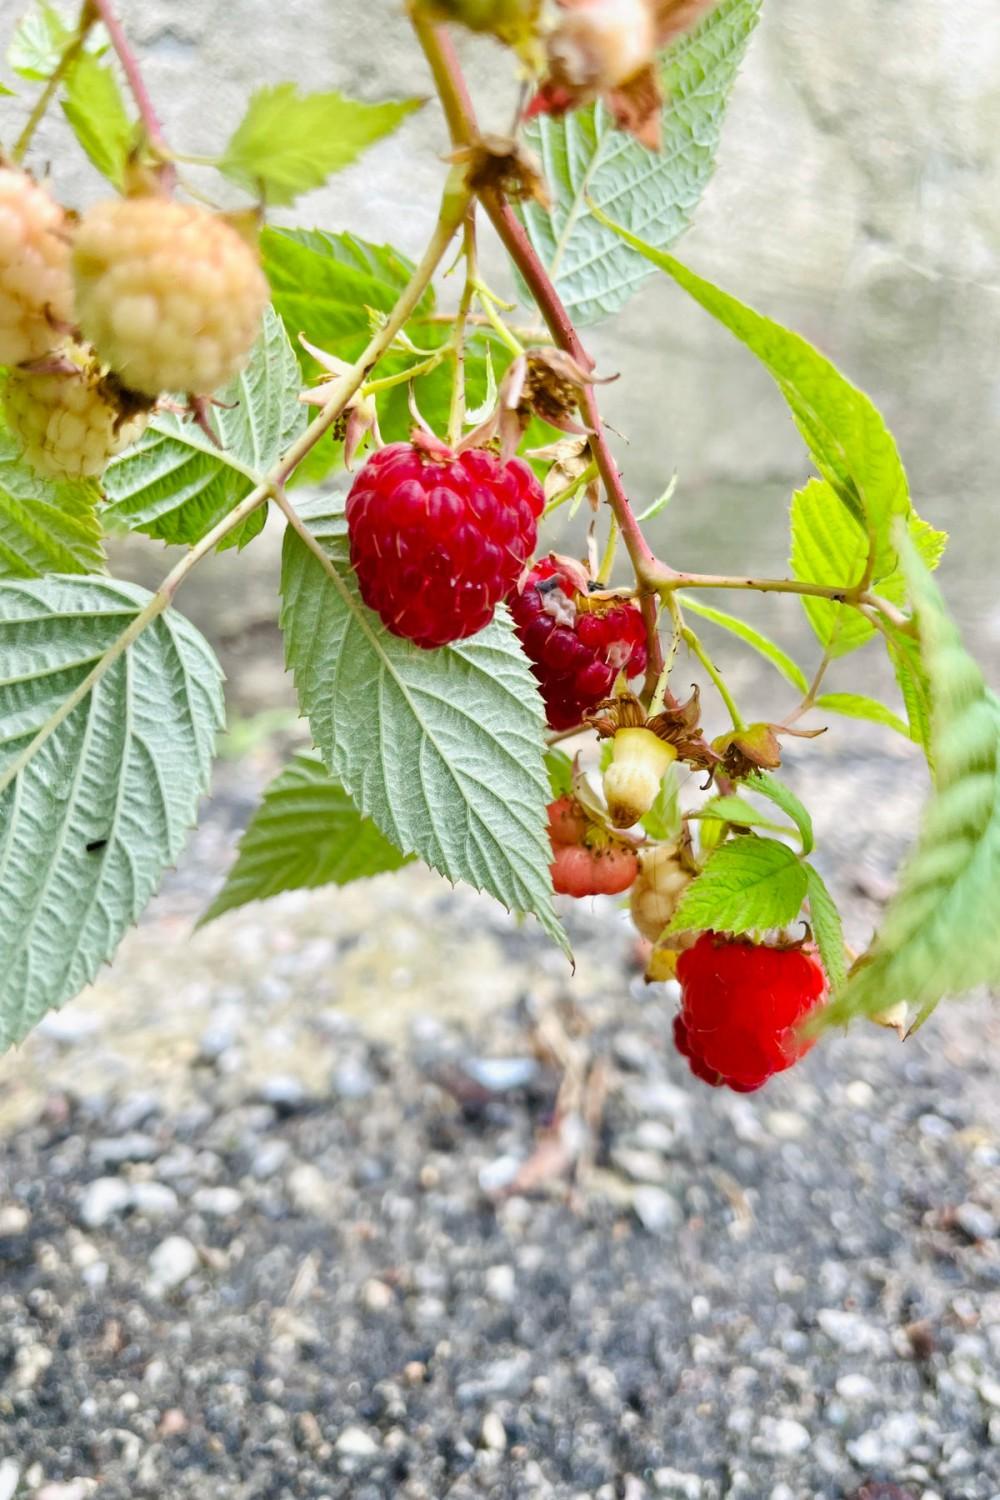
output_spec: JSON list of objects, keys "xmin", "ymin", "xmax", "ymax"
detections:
[{"xmin": 90, "ymin": 0, "xmax": 175, "ymax": 184}]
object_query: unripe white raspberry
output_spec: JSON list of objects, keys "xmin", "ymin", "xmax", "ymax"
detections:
[
  {"xmin": 3, "ymin": 341, "xmax": 148, "ymax": 480},
  {"xmin": 548, "ymin": 0, "xmax": 657, "ymax": 92},
  {"xmin": 603, "ymin": 726, "xmax": 677, "ymax": 828},
  {"xmin": 630, "ymin": 843, "xmax": 691, "ymax": 942},
  {"xmin": 0, "ymin": 167, "xmax": 74, "ymax": 367},
  {"xmin": 72, "ymin": 197, "xmax": 268, "ymax": 397}
]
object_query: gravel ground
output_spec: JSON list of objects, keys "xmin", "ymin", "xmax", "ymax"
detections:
[{"xmin": 0, "ymin": 735, "xmax": 998, "ymax": 1500}]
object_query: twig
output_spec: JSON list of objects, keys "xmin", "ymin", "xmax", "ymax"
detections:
[
  {"xmin": 89, "ymin": 0, "xmax": 175, "ymax": 182},
  {"xmin": 12, "ymin": 1, "xmax": 93, "ymax": 163}
]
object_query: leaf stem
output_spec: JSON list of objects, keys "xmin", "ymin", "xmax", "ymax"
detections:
[
  {"xmin": 89, "ymin": 0, "xmax": 175, "ymax": 182},
  {"xmin": 683, "ymin": 625, "xmax": 745, "ymax": 731},
  {"xmin": 11, "ymin": 1, "xmax": 94, "ymax": 163}
]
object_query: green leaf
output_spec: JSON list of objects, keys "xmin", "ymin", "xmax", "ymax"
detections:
[
  {"xmin": 743, "ymin": 771, "xmax": 814, "ymax": 855},
  {"xmin": 813, "ymin": 692, "xmax": 910, "ymax": 740},
  {"xmin": 280, "ymin": 497, "xmax": 567, "ymax": 953},
  {"xmin": 591, "ymin": 219, "xmax": 912, "ymax": 580},
  {"xmin": 220, "ymin": 85, "xmax": 421, "ymax": 206},
  {"xmin": 667, "ymin": 834, "xmax": 808, "ymax": 937},
  {"xmin": 0, "ymin": 82, "xmax": 15, "ymax": 97},
  {"xmin": 692, "ymin": 794, "xmax": 797, "ymax": 839},
  {"xmin": 679, "ymin": 594, "xmax": 808, "ymax": 693},
  {"xmin": 825, "ymin": 532, "xmax": 1000, "ymax": 1025},
  {"xmin": 790, "ymin": 478, "xmax": 946, "ymax": 657},
  {"xmin": 803, "ymin": 864, "xmax": 847, "ymax": 993},
  {"xmin": 519, "ymin": 0, "xmax": 760, "ymax": 325},
  {"xmin": 61, "ymin": 51, "xmax": 133, "ymax": 189},
  {"xmin": 0, "ymin": 576, "xmax": 223, "ymax": 1048},
  {"xmin": 886, "ymin": 623, "xmax": 933, "ymax": 758},
  {"xmin": 201, "ymin": 754, "xmax": 411, "ymax": 924},
  {"xmin": 544, "ymin": 747, "xmax": 574, "ymax": 799},
  {"xmin": 0, "ymin": 429, "xmax": 103, "ymax": 577},
  {"xmin": 8, "ymin": 0, "xmax": 71, "ymax": 80},
  {"xmin": 102, "ymin": 306, "xmax": 305, "ymax": 547},
  {"xmin": 642, "ymin": 764, "xmax": 682, "ymax": 842}
]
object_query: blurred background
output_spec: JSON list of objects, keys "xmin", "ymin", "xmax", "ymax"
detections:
[{"xmin": 1, "ymin": 3, "xmax": 999, "ymax": 1497}]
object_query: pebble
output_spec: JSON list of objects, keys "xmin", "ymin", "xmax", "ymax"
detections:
[
  {"xmin": 480, "ymin": 1412, "xmax": 507, "ymax": 1451},
  {"xmin": 456, "ymin": 1354, "xmax": 532, "ymax": 1405},
  {"xmin": 0, "ymin": 1460, "xmax": 18, "ymax": 1500},
  {"xmin": 334, "ymin": 1426, "xmax": 379, "ymax": 1458},
  {"xmin": 260, "ymin": 1075, "xmax": 308, "ymax": 1113},
  {"xmin": 463, "ymin": 1057, "xmax": 538, "ymax": 1093},
  {"xmin": 360, "ymin": 1278, "xmax": 394, "ymax": 1312},
  {"xmin": 633, "ymin": 1185, "xmax": 681, "ymax": 1235},
  {"xmin": 330, "ymin": 1059, "xmax": 375, "ymax": 1100},
  {"xmin": 90, "ymin": 1132, "xmax": 158, "ymax": 1165},
  {"xmin": 128, "ymin": 1182, "xmax": 179, "ymax": 1218},
  {"xmin": 35, "ymin": 1485, "xmax": 98, "ymax": 1500},
  {"xmin": 816, "ymin": 1307, "xmax": 889, "ymax": 1356},
  {"xmin": 755, "ymin": 1416, "xmax": 811, "ymax": 1456},
  {"xmin": 652, "ymin": 1468, "xmax": 705, "ymax": 1497},
  {"xmin": 79, "ymin": 1177, "xmax": 131, "ymax": 1228},
  {"xmin": 484, "ymin": 1264, "xmax": 516, "ymax": 1304},
  {"xmin": 147, "ymin": 1236, "xmax": 199, "ymax": 1294},
  {"xmin": 612, "ymin": 1147, "xmax": 669, "ymax": 1184},
  {"xmin": 287, "ymin": 1163, "xmax": 333, "ymax": 1216},
  {"xmin": 765, "ymin": 1110, "xmax": 807, "ymax": 1140},
  {"xmin": 955, "ymin": 1201, "xmax": 998, "ymax": 1241},
  {"xmin": 980, "ymin": 1377, "xmax": 1000, "ymax": 1409},
  {"xmin": 191, "ymin": 1186, "xmax": 243, "ymax": 1217},
  {"xmin": 0, "ymin": 1204, "xmax": 29, "ymax": 1235},
  {"xmin": 835, "ymin": 1372, "xmax": 877, "ymax": 1402},
  {"xmin": 251, "ymin": 1140, "xmax": 291, "ymax": 1179}
]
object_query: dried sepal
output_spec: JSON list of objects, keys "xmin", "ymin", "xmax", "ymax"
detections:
[{"xmin": 447, "ymin": 136, "xmax": 550, "ymax": 207}]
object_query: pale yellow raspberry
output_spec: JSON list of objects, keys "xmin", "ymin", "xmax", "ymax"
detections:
[
  {"xmin": 629, "ymin": 844, "xmax": 692, "ymax": 942},
  {"xmin": 0, "ymin": 168, "xmax": 74, "ymax": 367},
  {"xmin": 3, "ymin": 340, "xmax": 149, "ymax": 480},
  {"xmin": 72, "ymin": 197, "xmax": 268, "ymax": 398}
]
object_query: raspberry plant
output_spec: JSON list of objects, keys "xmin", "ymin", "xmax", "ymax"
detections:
[{"xmin": 0, "ymin": 0, "xmax": 996, "ymax": 1088}]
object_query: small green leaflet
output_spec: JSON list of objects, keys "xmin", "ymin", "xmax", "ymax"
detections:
[
  {"xmin": 280, "ymin": 496, "xmax": 568, "ymax": 954},
  {"xmin": 0, "ymin": 577, "xmax": 224, "ymax": 1049},
  {"xmin": 886, "ymin": 622, "xmax": 933, "ymax": 758},
  {"xmin": 743, "ymin": 772, "xmax": 814, "ymax": 855},
  {"xmin": 103, "ymin": 306, "xmax": 305, "ymax": 548},
  {"xmin": 0, "ymin": 427, "xmax": 103, "ymax": 577},
  {"xmin": 825, "ymin": 530, "xmax": 1000, "ymax": 1026},
  {"xmin": 9, "ymin": 0, "xmax": 75, "ymax": 80},
  {"xmin": 642, "ymin": 764, "xmax": 682, "ymax": 842},
  {"xmin": 679, "ymin": 594, "xmax": 808, "ymax": 693},
  {"xmin": 219, "ymin": 85, "xmax": 422, "ymax": 206},
  {"xmin": 544, "ymin": 747, "xmax": 574, "ymax": 799},
  {"xmin": 803, "ymin": 864, "xmax": 847, "ymax": 993},
  {"xmin": 790, "ymin": 478, "xmax": 947, "ymax": 658},
  {"xmin": 61, "ymin": 51, "xmax": 133, "ymax": 190},
  {"xmin": 518, "ymin": 0, "xmax": 760, "ymax": 325},
  {"xmin": 813, "ymin": 693, "xmax": 910, "ymax": 741},
  {"xmin": 201, "ymin": 755, "xmax": 412, "ymax": 924},
  {"xmin": 590, "ymin": 211, "xmax": 912, "ymax": 582},
  {"xmin": 667, "ymin": 835, "xmax": 808, "ymax": 936},
  {"xmin": 693, "ymin": 794, "xmax": 797, "ymax": 839}
]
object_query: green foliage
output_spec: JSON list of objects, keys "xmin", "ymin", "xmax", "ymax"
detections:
[
  {"xmin": 544, "ymin": 748, "xmax": 574, "ymax": 799},
  {"xmin": 693, "ymin": 794, "xmax": 798, "ymax": 839},
  {"xmin": 61, "ymin": 51, "xmax": 132, "ymax": 188},
  {"xmin": 668, "ymin": 835, "xmax": 808, "ymax": 936},
  {"xmin": 103, "ymin": 306, "xmax": 305, "ymax": 547},
  {"xmin": 202, "ymin": 754, "xmax": 411, "ymax": 923},
  {"xmin": 0, "ymin": 428, "xmax": 103, "ymax": 576},
  {"xmin": 743, "ymin": 772, "xmax": 814, "ymax": 855},
  {"xmin": 825, "ymin": 534, "xmax": 1000, "ymax": 1027},
  {"xmin": 220, "ymin": 85, "xmax": 421, "ymax": 206},
  {"xmin": 679, "ymin": 594, "xmax": 808, "ymax": 693},
  {"xmin": 803, "ymin": 864, "xmax": 847, "ymax": 993},
  {"xmin": 519, "ymin": 0, "xmax": 760, "ymax": 324},
  {"xmin": 813, "ymin": 692, "xmax": 910, "ymax": 741},
  {"xmin": 642, "ymin": 765, "xmax": 682, "ymax": 842},
  {"xmin": 0, "ymin": 577, "xmax": 223, "ymax": 1048},
  {"xmin": 8, "ymin": 0, "xmax": 86, "ymax": 80},
  {"xmin": 280, "ymin": 496, "xmax": 567, "ymax": 953},
  {"xmin": 886, "ymin": 623, "xmax": 934, "ymax": 757}
]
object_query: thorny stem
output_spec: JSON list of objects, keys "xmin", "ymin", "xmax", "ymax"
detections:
[
  {"xmin": 12, "ymin": 1, "xmax": 93, "ymax": 163},
  {"xmin": 682, "ymin": 626, "xmax": 745, "ymax": 732},
  {"xmin": 90, "ymin": 0, "xmax": 175, "ymax": 182}
]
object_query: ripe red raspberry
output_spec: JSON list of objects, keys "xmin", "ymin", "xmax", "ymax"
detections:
[
  {"xmin": 72, "ymin": 197, "xmax": 268, "ymax": 397},
  {"xmin": 674, "ymin": 932, "xmax": 828, "ymax": 1092},
  {"xmin": 3, "ymin": 340, "xmax": 148, "ymax": 480},
  {"xmin": 510, "ymin": 555, "xmax": 647, "ymax": 729},
  {"xmin": 0, "ymin": 167, "xmax": 74, "ymax": 367},
  {"xmin": 345, "ymin": 441, "xmax": 543, "ymax": 648}
]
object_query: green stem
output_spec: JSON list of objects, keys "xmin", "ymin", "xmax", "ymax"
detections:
[
  {"xmin": 12, "ymin": 2, "xmax": 93, "ymax": 163},
  {"xmin": 596, "ymin": 515, "xmax": 619, "ymax": 584},
  {"xmin": 363, "ymin": 351, "xmax": 446, "ymax": 396},
  {"xmin": 657, "ymin": 570, "xmax": 861, "ymax": 605},
  {"xmin": 473, "ymin": 281, "xmax": 525, "ymax": 357},
  {"xmin": 448, "ymin": 212, "xmax": 478, "ymax": 445},
  {"xmin": 648, "ymin": 593, "xmax": 684, "ymax": 715},
  {"xmin": 683, "ymin": 625, "xmax": 745, "ymax": 731},
  {"xmin": 783, "ymin": 648, "xmax": 832, "ymax": 728}
]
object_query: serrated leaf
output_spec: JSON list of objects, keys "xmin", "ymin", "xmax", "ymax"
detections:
[
  {"xmin": 667, "ymin": 834, "xmax": 808, "ymax": 936},
  {"xmin": 0, "ymin": 427, "xmax": 103, "ymax": 576},
  {"xmin": 219, "ymin": 85, "xmax": 421, "ymax": 206},
  {"xmin": 803, "ymin": 864, "xmax": 847, "ymax": 993},
  {"xmin": 61, "ymin": 51, "xmax": 133, "ymax": 189},
  {"xmin": 693, "ymin": 794, "xmax": 797, "ymax": 839},
  {"xmin": 201, "ymin": 754, "xmax": 411, "ymax": 924},
  {"xmin": 825, "ymin": 532, "xmax": 1000, "ymax": 1025},
  {"xmin": 0, "ymin": 576, "xmax": 223, "ymax": 1047},
  {"xmin": 102, "ymin": 306, "xmax": 304, "ymax": 547},
  {"xmin": 591, "ymin": 219, "xmax": 912, "ymax": 580},
  {"xmin": 886, "ymin": 623, "xmax": 933, "ymax": 758},
  {"xmin": 519, "ymin": 0, "xmax": 760, "ymax": 325},
  {"xmin": 790, "ymin": 478, "xmax": 946, "ymax": 657},
  {"xmin": 813, "ymin": 692, "xmax": 910, "ymax": 740},
  {"xmin": 743, "ymin": 771, "xmax": 814, "ymax": 855},
  {"xmin": 679, "ymin": 593, "xmax": 808, "ymax": 693},
  {"xmin": 544, "ymin": 747, "xmax": 574, "ymax": 799},
  {"xmin": 8, "ymin": 0, "xmax": 71, "ymax": 80},
  {"xmin": 280, "ymin": 497, "xmax": 567, "ymax": 953}
]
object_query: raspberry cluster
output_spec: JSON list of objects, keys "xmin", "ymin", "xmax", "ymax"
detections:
[
  {"xmin": 510, "ymin": 556, "xmax": 647, "ymax": 729},
  {"xmin": 673, "ymin": 932, "xmax": 828, "ymax": 1092},
  {"xmin": 547, "ymin": 795, "xmax": 639, "ymax": 897},
  {"xmin": 346, "ymin": 441, "xmax": 544, "ymax": 648},
  {"xmin": 0, "ymin": 167, "xmax": 73, "ymax": 367},
  {"xmin": 72, "ymin": 197, "xmax": 268, "ymax": 398},
  {"xmin": 3, "ymin": 341, "xmax": 148, "ymax": 480}
]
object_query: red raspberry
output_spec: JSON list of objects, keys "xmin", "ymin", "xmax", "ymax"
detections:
[
  {"xmin": 510, "ymin": 556, "xmax": 647, "ymax": 729},
  {"xmin": 345, "ymin": 442, "xmax": 543, "ymax": 648},
  {"xmin": 546, "ymin": 795, "xmax": 639, "ymax": 896},
  {"xmin": 674, "ymin": 932, "xmax": 828, "ymax": 1092},
  {"xmin": 547, "ymin": 794, "xmax": 588, "ymax": 848}
]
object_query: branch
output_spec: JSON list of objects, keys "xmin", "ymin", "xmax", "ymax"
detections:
[
  {"xmin": 89, "ymin": 0, "xmax": 175, "ymax": 181},
  {"xmin": 656, "ymin": 570, "xmax": 860, "ymax": 604}
]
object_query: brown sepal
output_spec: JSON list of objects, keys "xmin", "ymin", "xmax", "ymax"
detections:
[{"xmin": 447, "ymin": 135, "xmax": 550, "ymax": 208}]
